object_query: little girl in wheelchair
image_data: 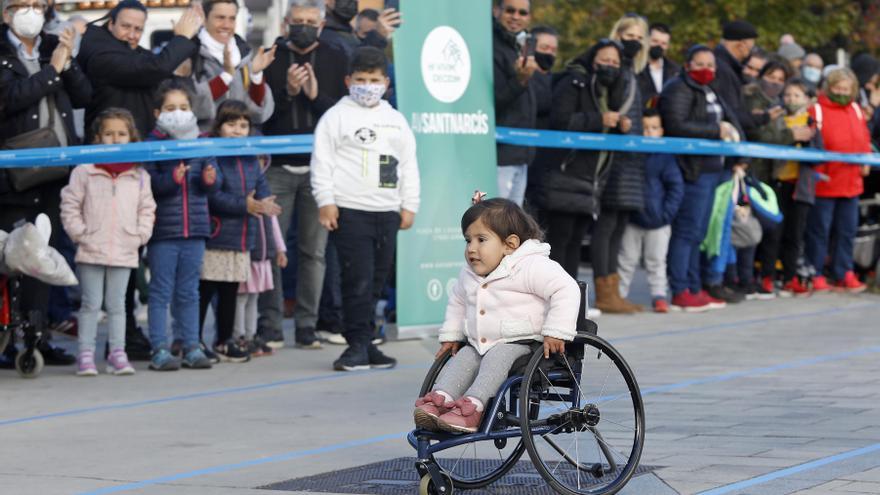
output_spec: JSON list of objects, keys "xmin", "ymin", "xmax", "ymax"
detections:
[{"xmin": 415, "ymin": 193, "xmax": 581, "ymax": 434}]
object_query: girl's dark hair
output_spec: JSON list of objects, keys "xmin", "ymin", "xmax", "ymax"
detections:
[
  {"xmin": 685, "ymin": 44, "xmax": 713, "ymax": 63},
  {"xmin": 210, "ymin": 99, "xmax": 252, "ymax": 137},
  {"xmin": 759, "ymin": 60, "xmax": 790, "ymax": 80},
  {"xmin": 153, "ymin": 78, "xmax": 194, "ymax": 110},
  {"xmin": 784, "ymin": 77, "xmax": 811, "ymax": 97},
  {"xmin": 461, "ymin": 198, "xmax": 544, "ymax": 242},
  {"xmin": 91, "ymin": 107, "xmax": 141, "ymax": 143}
]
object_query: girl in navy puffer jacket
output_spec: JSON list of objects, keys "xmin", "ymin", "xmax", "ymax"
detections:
[
  {"xmin": 144, "ymin": 79, "xmax": 219, "ymax": 371},
  {"xmin": 200, "ymin": 100, "xmax": 280, "ymax": 362}
]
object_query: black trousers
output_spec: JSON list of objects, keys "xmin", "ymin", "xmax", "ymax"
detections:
[
  {"xmin": 756, "ymin": 181, "xmax": 812, "ymax": 281},
  {"xmin": 332, "ymin": 209, "xmax": 399, "ymax": 348},
  {"xmin": 199, "ymin": 280, "xmax": 238, "ymax": 346},
  {"xmin": 591, "ymin": 208, "xmax": 630, "ymax": 277},
  {"xmin": 543, "ymin": 211, "xmax": 592, "ymax": 279}
]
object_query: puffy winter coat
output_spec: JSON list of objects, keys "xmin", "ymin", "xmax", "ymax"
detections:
[
  {"xmin": 144, "ymin": 130, "xmax": 219, "ymax": 242},
  {"xmin": 206, "ymin": 155, "xmax": 271, "ymax": 252},
  {"xmin": 631, "ymin": 153, "xmax": 684, "ymax": 229},
  {"xmin": 438, "ymin": 240, "xmax": 580, "ymax": 356},
  {"xmin": 659, "ymin": 72, "xmax": 746, "ymax": 182},
  {"xmin": 60, "ymin": 165, "xmax": 156, "ymax": 268},
  {"xmin": 809, "ymin": 94, "xmax": 871, "ymax": 198}
]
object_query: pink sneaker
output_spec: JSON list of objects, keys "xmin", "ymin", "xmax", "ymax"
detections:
[
  {"xmin": 76, "ymin": 349, "xmax": 98, "ymax": 377},
  {"xmin": 414, "ymin": 391, "xmax": 453, "ymax": 431},
  {"xmin": 106, "ymin": 348, "xmax": 135, "ymax": 375},
  {"xmin": 436, "ymin": 397, "xmax": 484, "ymax": 434}
]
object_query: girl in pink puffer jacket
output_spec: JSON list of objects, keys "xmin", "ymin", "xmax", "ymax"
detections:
[
  {"xmin": 60, "ymin": 108, "xmax": 156, "ymax": 377},
  {"xmin": 414, "ymin": 195, "xmax": 581, "ymax": 434}
]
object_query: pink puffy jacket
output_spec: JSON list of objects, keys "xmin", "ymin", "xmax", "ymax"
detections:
[
  {"xmin": 60, "ymin": 165, "xmax": 157, "ymax": 268},
  {"xmin": 439, "ymin": 240, "xmax": 580, "ymax": 355}
]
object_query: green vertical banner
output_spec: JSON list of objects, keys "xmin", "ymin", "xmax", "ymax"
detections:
[{"xmin": 394, "ymin": 0, "xmax": 497, "ymax": 336}]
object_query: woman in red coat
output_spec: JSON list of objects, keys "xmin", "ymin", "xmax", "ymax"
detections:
[{"xmin": 805, "ymin": 68, "xmax": 872, "ymax": 292}]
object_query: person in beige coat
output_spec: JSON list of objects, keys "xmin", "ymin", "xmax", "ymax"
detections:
[{"xmin": 60, "ymin": 108, "xmax": 156, "ymax": 376}]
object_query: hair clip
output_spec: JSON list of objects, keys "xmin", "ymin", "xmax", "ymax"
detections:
[{"xmin": 472, "ymin": 190, "xmax": 487, "ymax": 205}]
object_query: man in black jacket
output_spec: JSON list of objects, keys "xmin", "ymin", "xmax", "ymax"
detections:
[
  {"xmin": 493, "ymin": 0, "xmax": 539, "ymax": 206},
  {"xmin": 260, "ymin": 0, "xmax": 349, "ymax": 350},
  {"xmin": 0, "ymin": 8, "xmax": 91, "ymax": 366},
  {"xmin": 637, "ymin": 23, "xmax": 679, "ymax": 108},
  {"xmin": 711, "ymin": 20, "xmax": 763, "ymax": 134},
  {"xmin": 77, "ymin": 0, "xmax": 202, "ymax": 137},
  {"xmin": 320, "ymin": 0, "xmax": 399, "ymax": 59}
]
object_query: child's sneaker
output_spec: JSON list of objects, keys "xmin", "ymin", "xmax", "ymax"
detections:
[
  {"xmin": 652, "ymin": 297, "xmax": 669, "ymax": 313},
  {"xmin": 214, "ymin": 339, "xmax": 251, "ymax": 363},
  {"xmin": 757, "ymin": 276, "xmax": 777, "ymax": 300},
  {"xmin": 250, "ymin": 336, "xmax": 275, "ymax": 357},
  {"xmin": 106, "ymin": 348, "xmax": 135, "ymax": 375},
  {"xmin": 835, "ymin": 271, "xmax": 866, "ymax": 294},
  {"xmin": 780, "ymin": 277, "xmax": 810, "ymax": 297},
  {"xmin": 696, "ymin": 289, "xmax": 727, "ymax": 310},
  {"xmin": 149, "ymin": 349, "xmax": 181, "ymax": 371},
  {"xmin": 76, "ymin": 349, "xmax": 98, "ymax": 376},
  {"xmin": 414, "ymin": 391, "xmax": 453, "ymax": 431},
  {"xmin": 812, "ymin": 275, "xmax": 832, "ymax": 292},
  {"xmin": 182, "ymin": 347, "xmax": 213, "ymax": 369},
  {"xmin": 670, "ymin": 290, "xmax": 710, "ymax": 313},
  {"xmin": 436, "ymin": 397, "xmax": 484, "ymax": 434},
  {"xmin": 200, "ymin": 342, "xmax": 221, "ymax": 364}
]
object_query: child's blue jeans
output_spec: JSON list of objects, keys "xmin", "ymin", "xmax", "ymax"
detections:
[{"xmin": 147, "ymin": 239, "xmax": 205, "ymax": 352}]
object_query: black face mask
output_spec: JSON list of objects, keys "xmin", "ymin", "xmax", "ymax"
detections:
[
  {"xmin": 594, "ymin": 64, "xmax": 620, "ymax": 87},
  {"xmin": 649, "ymin": 45, "xmax": 664, "ymax": 61},
  {"xmin": 622, "ymin": 39, "xmax": 641, "ymax": 59},
  {"xmin": 333, "ymin": 0, "xmax": 358, "ymax": 22},
  {"xmin": 535, "ymin": 52, "xmax": 556, "ymax": 72},
  {"xmin": 288, "ymin": 24, "xmax": 319, "ymax": 49}
]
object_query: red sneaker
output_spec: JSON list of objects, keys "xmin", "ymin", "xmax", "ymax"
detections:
[
  {"xmin": 436, "ymin": 397, "xmax": 484, "ymax": 434},
  {"xmin": 835, "ymin": 271, "xmax": 866, "ymax": 294},
  {"xmin": 695, "ymin": 289, "xmax": 727, "ymax": 310},
  {"xmin": 812, "ymin": 276, "xmax": 831, "ymax": 292},
  {"xmin": 414, "ymin": 391, "xmax": 453, "ymax": 431},
  {"xmin": 670, "ymin": 290, "xmax": 711, "ymax": 313},
  {"xmin": 780, "ymin": 278, "xmax": 811, "ymax": 297},
  {"xmin": 652, "ymin": 298, "xmax": 670, "ymax": 313}
]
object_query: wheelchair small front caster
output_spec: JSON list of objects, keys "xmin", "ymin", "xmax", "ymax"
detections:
[
  {"xmin": 15, "ymin": 348, "xmax": 43, "ymax": 378},
  {"xmin": 419, "ymin": 472, "xmax": 453, "ymax": 495}
]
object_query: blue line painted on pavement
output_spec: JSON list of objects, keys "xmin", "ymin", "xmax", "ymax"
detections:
[
  {"xmin": 0, "ymin": 364, "xmax": 425, "ymax": 427},
  {"xmin": 3, "ymin": 127, "xmax": 880, "ymax": 168},
  {"xmin": 76, "ymin": 342, "xmax": 880, "ymax": 493},
  {"xmin": 76, "ymin": 431, "xmax": 408, "ymax": 495},
  {"xmin": 696, "ymin": 442, "xmax": 880, "ymax": 495},
  {"xmin": 3, "ymin": 302, "xmax": 876, "ymax": 428}
]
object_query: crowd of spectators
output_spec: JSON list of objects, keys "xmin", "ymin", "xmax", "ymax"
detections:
[{"xmin": 0, "ymin": 0, "xmax": 878, "ymax": 374}]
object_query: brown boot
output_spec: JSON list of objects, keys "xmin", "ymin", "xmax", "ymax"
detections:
[
  {"xmin": 609, "ymin": 273, "xmax": 644, "ymax": 312},
  {"xmin": 593, "ymin": 276, "xmax": 633, "ymax": 314}
]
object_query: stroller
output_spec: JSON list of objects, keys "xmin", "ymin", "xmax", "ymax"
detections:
[{"xmin": 0, "ymin": 215, "xmax": 78, "ymax": 378}]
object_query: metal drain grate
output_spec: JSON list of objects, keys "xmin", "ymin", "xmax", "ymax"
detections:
[{"xmin": 259, "ymin": 457, "xmax": 659, "ymax": 494}]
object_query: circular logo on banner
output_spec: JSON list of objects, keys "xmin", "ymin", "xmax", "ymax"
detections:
[
  {"xmin": 427, "ymin": 279, "xmax": 444, "ymax": 301},
  {"xmin": 421, "ymin": 26, "xmax": 472, "ymax": 103}
]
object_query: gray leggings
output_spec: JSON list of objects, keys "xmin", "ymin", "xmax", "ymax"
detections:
[{"xmin": 432, "ymin": 343, "xmax": 533, "ymax": 405}]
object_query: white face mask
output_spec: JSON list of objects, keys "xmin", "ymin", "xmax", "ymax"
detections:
[
  {"xmin": 156, "ymin": 109, "xmax": 199, "ymax": 140},
  {"xmin": 11, "ymin": 8, "xmax": 45, "ymax": 40},
  {"xmin": 349, "ymin": 83, "xmax": 386, "ymax": 108}
]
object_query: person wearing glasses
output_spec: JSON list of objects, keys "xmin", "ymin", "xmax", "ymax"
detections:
[
  {"xmin": 0, "ymin": 0, "xmax": 92, "ymax": 367},
  {"xmin": 493, "ymin": 0, "xmax": 539, "ymax": 207}
]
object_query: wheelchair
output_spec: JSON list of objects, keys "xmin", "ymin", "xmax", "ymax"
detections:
[
  {"xmin": 408, "ymin": 283, "xmax": 645, "ymax": 495},
  {"xmin": 0, "ymin": 275, "xmax": 45, "ymax": 378}
]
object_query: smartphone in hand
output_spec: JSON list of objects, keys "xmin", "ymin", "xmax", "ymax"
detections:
[{"xmin": 522, "ymin": 35, "xmax": 536, "ymax": 66}]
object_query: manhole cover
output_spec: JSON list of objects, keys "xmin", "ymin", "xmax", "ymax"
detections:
[{"xmin": 259, "ymin": 457, "xmax": 658, "ymax": 494}]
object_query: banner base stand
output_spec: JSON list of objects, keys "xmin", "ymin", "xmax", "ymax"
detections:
[{"xmin": 393, "ymin": 324, "xmax": 440, "ymax": 341}]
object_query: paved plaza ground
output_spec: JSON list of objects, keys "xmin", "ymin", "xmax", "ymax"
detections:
[{"xmin": 2, "ymin": 282, "xmax": 880, "ymax": 494}]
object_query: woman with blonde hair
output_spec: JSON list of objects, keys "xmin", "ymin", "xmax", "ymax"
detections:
[
  {"xmin": 805, "ymin": 67, "xmax": 872, "ymax": 293},
  {"xmin": 609, "ymin": 14, "xmax": 649, "ymax": 73}
]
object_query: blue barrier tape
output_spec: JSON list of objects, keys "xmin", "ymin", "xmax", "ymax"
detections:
[
  {"xmin": 0, "ymin": 127, "xmax": 879, "ymax": 168},
  {"xmin": 496, "ymin": 127, "xmax": 880, "ymax": 167},
  {"xmin": 0, "ymin": 134, "xmax": 314, "ymax": 168}
]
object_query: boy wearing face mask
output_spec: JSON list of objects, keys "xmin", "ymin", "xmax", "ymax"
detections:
[
  {"xmin": 261, "ymin": 0, "xmax": 349, "ymax": 349},
  {"xmin": 311, "ymin": 47, "xmax": 420, "ymax": 372}
]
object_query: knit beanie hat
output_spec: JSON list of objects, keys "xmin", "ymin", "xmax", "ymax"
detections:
[
  {"xmin": 778, "ymin": 42, "xmax": 806, "ymax": 62},
  {"xmin": 722, "ymin": 20, "xmax": 758, "ymax": 41}
]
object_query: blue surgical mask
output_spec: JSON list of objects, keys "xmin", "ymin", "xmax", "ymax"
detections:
[{"xmin": 802, "ymin": 66, "xmax": 821, "ymax": 84}]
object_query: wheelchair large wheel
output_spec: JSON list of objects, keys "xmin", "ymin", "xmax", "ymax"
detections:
[
  {"xmin": 419, "ymin": 350, "xmax": 525, "ymax": 489},
  {"xmin": 519, "ymin": 334, "xmax": 644, "ymax": 495}
]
